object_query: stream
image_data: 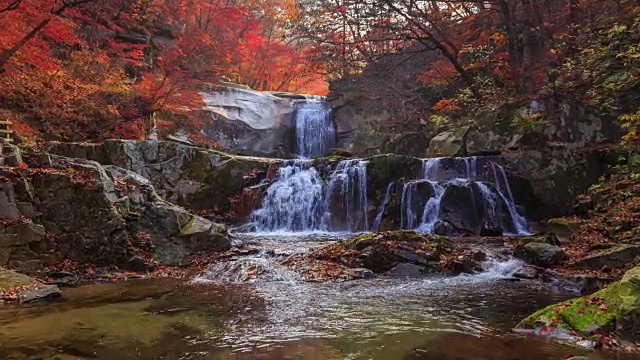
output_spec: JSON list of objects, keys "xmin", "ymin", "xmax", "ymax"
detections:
[{"xmin": 1, "ymin": 233, "xmax": 635, "ymax": 360}]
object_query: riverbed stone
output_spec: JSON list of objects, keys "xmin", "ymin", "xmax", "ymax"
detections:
[
  {"xmin": 20, "ymin": 284, "xmax": 62, "ymax": 303},
  {"xmin": 514, "ymin": 243, "xmax": 567, "ymax": 268}
]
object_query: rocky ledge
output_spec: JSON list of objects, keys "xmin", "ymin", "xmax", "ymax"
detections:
[
  {"xmin": 0, "ymin": 148, "xmax": 236, "ymax": 303},
  {"xmin": 282, "ymin": 231, "xmax": 486, "ymax": 282}
]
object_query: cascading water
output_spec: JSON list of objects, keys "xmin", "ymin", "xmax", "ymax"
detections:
[
  {"xmin": 372, "ymin": 182, "xmax": 395, "ymax": 231},
  {"xmin": 401, "ymin": 157, "xmax": 530, "ymax": 235},
  {"xmin": 251, "ymin": 159, "xmax": 369, "ymax": 233},
  {"xmin": 294, "ymin": 100, "xmax": 336, "ymax": 158}
]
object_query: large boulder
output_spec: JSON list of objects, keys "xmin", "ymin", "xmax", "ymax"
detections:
[
  {"xmin": 200, "ymin": 85, "xmax": 336, "ymax": 158},
  {"xmin": 570, "ymin": 245, "xmax": 640, "ymax": 271},
  {"xmin": 514, "ymin": 242, "xmax": 567, "ymax": 268},
  {"xmin": 465, "ymin": 129, "xmax": 507, "ymax": 155},
  {"xmin": 426, "ymin": 127, "xmax": 470, "ymax": 157},
  {"xmin": 518, "ymin": 265, "xmax": 640, "ymax": 341}
]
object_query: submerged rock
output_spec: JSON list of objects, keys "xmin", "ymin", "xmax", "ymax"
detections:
[{"xmin": 518, "ymin": 265, "xmax": 640, "ymax": 341}]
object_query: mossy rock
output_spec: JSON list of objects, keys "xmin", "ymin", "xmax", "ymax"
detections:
[
  {"xmin": 547, "ymin": 218, "xmax": 583, "ymax": 243},
  {"xmin": 519, "ymin": 234, "xmax": 560, "ymax": 246},
  {"xmin": 345, "ymin": 231, "xmax": 454, "ymax": 252},
  {"xmin": 0, "ymin": 267, "xmax": 37, "ymax": 292},
  {"xmin": 518, "ymin": 266, "xmax": 640, "ymax": 340}
]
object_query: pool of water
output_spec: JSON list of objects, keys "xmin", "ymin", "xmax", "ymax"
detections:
[{"xmin": 0, "ymin": 234, "xmax": 636, "ymax": 360}]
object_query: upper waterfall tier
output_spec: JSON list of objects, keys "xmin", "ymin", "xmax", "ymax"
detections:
[{"xmin": 294, "ymin": 100, "xmax": 336, "ymax": 158}]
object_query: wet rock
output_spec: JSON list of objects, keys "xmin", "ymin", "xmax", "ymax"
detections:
[
  {"xmin": 570, "ymin": 245, "xmax": 640, "ymax": 271},
  {"xmin": 518, "ymin": 265, "xmax": 640, "ymax": 342},
  {"xmin": 514, "ymin": 243, "xmax": 567, "ymax": 268},
  {"xmin": 347, "ymin": 267, "xmax": 375, "ymax": 279},
  {"xmin": 47, "ymin": 271, "xmax": 82, "ymax": 287},
  {"xmin": 442, "ymin": 254, "xmax": 481, "ymax": 275},
  {"xmin": 386, "ymin": 263, "xmax": 424, "ymax": 277},
  {"xmin": 539, "ymin": 269, "xmax": 600, "ymax": 293},
  {"xmin": 480, "ymin": 223, "xmax": 503, "ymax": 236},
  {"xmin": 513, "ymin": 265, "xmax": 541, "ymax": 280},
  {"xmin": 0, "ymin": 267, "xmax": 61, "ymax": 303},
  {"xmin": 20, "ymin": 284, "xmax": 61, "ymax": 303},
  {"xmin": 199, "ymin": 86, "xmax": 303, "ymax": 157}
]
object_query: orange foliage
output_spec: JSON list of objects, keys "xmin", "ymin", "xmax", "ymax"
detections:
[{"xmin": 0, "ymin": 0, "xmax": 325, "ymax": 141}]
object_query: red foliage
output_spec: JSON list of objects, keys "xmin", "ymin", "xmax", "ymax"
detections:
[{"xmin": 0, "ymin": 0, "xmax": 325, "ymax": 142}]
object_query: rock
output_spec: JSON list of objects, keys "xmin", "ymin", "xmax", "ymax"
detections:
[
  {"xmin": 15, "ymin": 202, "xmax": 35, "ymax": 218},
  {"xmin": 518, "ymin": 265, "xmax": 640, "ymax": 341},
  {"xmin": 47, "ymin": 271, "xmax": 82, "ymax": 287},
  {"xmin": 20, "ymin": 284, "xmax": 61, "ymax": 303},
  {"xmin": 0, "ymin": 267, "xmax": 60, "ymax": 303},
  {"xmin": 200, "ymin": 86, "xmax": 304, "ymax": 157},
  {"xmin": 539, "ymin": 269, "xmax": 600, "ymax": 293},
  {"xmin": 427, "ymin": 126, "xmax": 470, "ymax": 157},
  {"xmin": 441, "ymin": 253, "xmax": 482, "ymax": 275},
  {"xmin": 547, "ymin": 218, "xmax": 582, "ymax": 243},
  {"xmin": 480, "ymin": 223, "xmax": 503, "ymax": 236},
  {"xmin": 514, "ymin": 243, "xmax": 567, "ymax": 268},
  {"xmin": 0, "ymin": 186, "xmax": 20, "ymax": 221},
  {"xmin": 0, "ymin": 154, "xmax": 232, "ymax": 270},
  {"xmin": 46, "ymin": 140, "xmax": 272, "ymax": 216},
  {"xmin": 570, "ymin": 245, "xmax": 640, "ymax": 271},
  {"xmin": 519, "ymin": 234, "xmax": 560, "ymax": 246},
  {"xmin": 5, "ymin": 222, "xmax": 46, "ymax": 245},
  {"xmin": 344, "ymin": 231, "xmax": 456, "ymax": 273},
  {"xmin": 465, "ymin": 130, "xmax": 506, "ymax": 155},
  {"xmin": 500, "ymin": 147, "xmax": 607, "ymax": 220},
  {"xmin": 386, "ymin": 263, "xmax": 424, "ymax": 277},
  {"xmin": 3, "ymin": 145, "xmax": 23, "ymax": 167},
  {"xmin": 513, "ymin": 265, "xmax": 541, "ymax": 280},
  {"xmin": 348, "ymin": 267, "xmax": 375, "ymax": 279}
]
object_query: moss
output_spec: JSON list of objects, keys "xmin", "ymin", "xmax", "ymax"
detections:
[
  {"xmin": 368, "ymin": 155, "xmax": 392, "ymax": 185},
  {"xmin": 518, "ymin": 267, "xmax": 640, "ymax": 335},
  {"xmin": 518, "ymin": 285, "xmax": 619, "ymax": 333},
  {"xmin": 520, "ymin": 236, "xmax": 548, "ymax": 245},
  {"xmin": 345, "ymin": 231, "xmax": 454, "ymax": 251},
  {"xmin": 179, "ymin": 214, "xmax": 196, "ymax": 234},
  {"xmin": 0, "ymin": 267, "xmax": 37, "ymax": 292}
]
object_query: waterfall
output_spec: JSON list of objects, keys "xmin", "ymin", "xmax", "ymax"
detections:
[
  {"xmin": 401, "ymin": 157, "xmax": 529, "ymax": 235},
  {"xmin": 294, "ymin": 100, "xmax": 336, "ymax": 158},
  {"xmin": 372, "ymin": 182, "xmax": 394, "ymax": 231},
  {"xmin": 251, "ymin": 160, "xmax": 325, "ymax": 232},
  {"xmin": 252, "ymin": 159, "xmax": 368, "ymax": 233}
]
